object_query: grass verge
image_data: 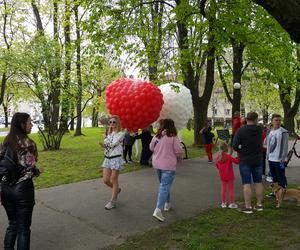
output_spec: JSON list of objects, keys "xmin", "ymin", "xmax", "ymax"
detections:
[{"xmin": 107, "ymin": 186, "xmax": 300, "ymax": 250}]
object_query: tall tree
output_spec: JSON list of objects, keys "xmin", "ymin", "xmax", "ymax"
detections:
[
  {"xmin": 74, "ymin": 0, "xmax": 83, "ymax": 136},
  {"xmin": 60, "ymin": 0, "xmax": 72, "ymax": 131},
  {"xmin": 175, "ymin": 0, "xmax": 215, "ymax": 145}
]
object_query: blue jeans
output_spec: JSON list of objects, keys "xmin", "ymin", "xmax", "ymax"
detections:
[
  {"xmin": 269, "ymin": 161, "xmax": 287, "ymax": 188},
  {"xmin": 156, "ymin": 170, "xmax": 176, "ymax": 210}
]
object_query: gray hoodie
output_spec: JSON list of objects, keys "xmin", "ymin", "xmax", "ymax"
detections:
[{"xmin": 266, "ymin": 127, "xmax": 289, "ymax": 162}]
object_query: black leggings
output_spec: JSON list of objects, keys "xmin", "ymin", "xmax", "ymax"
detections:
[
  {"xmin": 1, "ymin": 179, "xmax": 35, "ymax": 250},
  {"xmin": 123, "ymin": 145, "xmax": 133, "ymax": 161}
]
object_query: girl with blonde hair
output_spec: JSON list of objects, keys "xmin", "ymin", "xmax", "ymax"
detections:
[{"xmin": 100, "ymin": 115, "xmax": 125, "ymax": 210}]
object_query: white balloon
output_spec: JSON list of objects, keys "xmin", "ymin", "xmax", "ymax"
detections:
[{"xmin": 155, "ymin": 82, "xmax": 193, "ymax": 130}]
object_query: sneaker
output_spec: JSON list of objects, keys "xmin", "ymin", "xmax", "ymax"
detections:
[
  {"xmin": 164, "ymin": 202, "xmax": 171, "ymax": 211},
  {"xmin": 254, "ymin": 204, "xmax": 263, "ymax": 211},
  {"xmin": 221, "ymin": 202, "xmax": 227, "ymax": 208},
  {"xmin": 228, "ymin": 203, "xmax": 238, "ymax": 209},
  {"xmin": 241, "ymin": 207, "xmax": 253, "ymax": 214},
  {"xmin": 266, "ymin": 192, "xmax": 276, "ymax": 198},
  {"xmin": 128, "ymin": 160, "xmax": 133, "ymax": 164},
  {"xmin": 153, "ymin": 208, "xmax": 165, "ymax": 222},
  {"xmin": 105, "ymin": 201, "xmax": 116, "ymax": 210},
  {"xmin": 208, "ymin": 160, "xmax": 213, "ymax": 164},
  {"xmin": 266, "ymin": 176, "xmax": 273, "ymax": 183}
]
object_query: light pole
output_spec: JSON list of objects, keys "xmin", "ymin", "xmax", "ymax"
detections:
[{"xmin": 232, "ymin": 82, "xmax": 241, "ymax": 116}]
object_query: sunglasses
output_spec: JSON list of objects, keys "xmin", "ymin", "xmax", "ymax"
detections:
[{"xmin": 109, "ymin": 120, "xmax": 116, "ymax": 124}]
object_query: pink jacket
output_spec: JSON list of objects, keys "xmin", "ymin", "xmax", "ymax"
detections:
[
  {"xmin": 215, "ymin": 153, "xmax": 240, "ymax": 181},
  {"xmin": 150, "ymin": 135, "xmax": 183, "ymax": 171}
]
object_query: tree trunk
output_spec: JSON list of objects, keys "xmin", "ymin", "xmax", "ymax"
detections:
[
  {"xmin": 279, "ymin": 84, "xmax": 300, "ymax": 133},
  {"xmin": 31, "ymin": 0, "xmax": 44, "ymax": 35},
  {"xmin": 176, "ymin": 0, "xmax": 215, "ymax": 145},
  {"xmin": 262, "ymin": 108, "xmax": 269, "ymax": 124},
  {"xmin": 60, "ymin": 0, "xmax": 71, "ymax": 131},
  {"xmin": 231, "ymin": 40, "xmax": 244, "ymax": 116},
  {"xmin": 92, "ymin": 107, "xmax": 98, "ymax": 127},
  {"xmin": 74, "ymin": 2, "xmax": 83, "ymax": 136},
  {"xmin": 0, "ymin": 73, "xmax": 7, "ymax": 106},
  {"xmin": 147, "ymin": 2, "xmax": 163, "ymax": 83},
  {"xmin": 51, "ymin": 0, "xmax": 61, "ymax": 133},
  {"xmin": 283, "ymin": 112, "xmax": 295, "ymax": 133},
  {"xmin": 2, "ymin": 104, "xmax": 8, "ymax": 128}
]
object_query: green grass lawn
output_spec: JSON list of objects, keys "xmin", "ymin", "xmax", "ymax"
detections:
[
  {"xmin": 0, "ymin": 127, "xmax": 207, "ymax": 189},
  {"xmin": 0, "ymin": 127, "xmax": 9, "ymax": 132},
  {"xmin": 107, "ymin": 186, "xmax": 300, "ymax": 250}
]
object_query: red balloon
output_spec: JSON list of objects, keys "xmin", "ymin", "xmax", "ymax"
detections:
[{"xmin": 105, "ymin": 78, "xmax": 164, "ymax": 131}]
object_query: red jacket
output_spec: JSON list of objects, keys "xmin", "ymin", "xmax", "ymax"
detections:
[
  {"xmin": 261, "ymin": 129, "xmax": 267, "ymax": 152},
  {"xmin": 216, "ymin": 153, "xmax": 240, "ymax": 181},
  {"xmin": 232, "ymin": 117, "xmax": 241, "ymax": 135}
]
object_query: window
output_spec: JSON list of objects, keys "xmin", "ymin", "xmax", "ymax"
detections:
[
  {"xmin": 213, "ymin": 109, "xmax": 218, "ymax": 115},
  {"xmin": 225, "ymin": 109, "xmax": 230, "ymax": 115}
]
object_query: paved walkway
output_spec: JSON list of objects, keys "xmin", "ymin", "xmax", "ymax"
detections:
[{"xmin": 0, "ymin": 142, "xmax": 299, "ymax": 250}]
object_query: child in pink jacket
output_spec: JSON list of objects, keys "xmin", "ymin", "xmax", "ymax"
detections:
[
  {"xmin": 150, "ymin": 119, "xmax": 183, "ymax": 222},
  {"xmin": 216, "ymin": 142, "xmax": 239, "ymax": 209}
]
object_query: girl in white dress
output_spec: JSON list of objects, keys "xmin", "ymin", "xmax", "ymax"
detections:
[{"xmin": 100, "ymin": 115, "xmax": 125, "ymax": 210}]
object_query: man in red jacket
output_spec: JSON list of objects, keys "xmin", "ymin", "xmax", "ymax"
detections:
[{"xmin": 230, "ymin": 111, "xmax": 241, "ymax": 154}]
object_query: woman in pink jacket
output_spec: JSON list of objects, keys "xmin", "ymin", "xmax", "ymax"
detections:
[{"xmin": 150, "ymin": 119, "xmax": 183, "ymax": 222}]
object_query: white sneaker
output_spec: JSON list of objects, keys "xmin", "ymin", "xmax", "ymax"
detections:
[
  {"xmin": 153, "ymin": 208, "xmax": 165, "ymax": 222},
  {"xmin": 164, "ymin": 202, "xmax": 171, "ymax": 211},
  {"xmin": 228, "ymin": 203, "xmax": 238, "ymax": 209},
  {"xmin": 105, "ymin": 201, "xmax": 116, "ymax": 210},
  {"xmin": 221, "ymin": 202, "xmax": 227, "ymax": 208},
  {"xmin": 266, "ymin": 176, "xmax": 273, "ymax": 183}
]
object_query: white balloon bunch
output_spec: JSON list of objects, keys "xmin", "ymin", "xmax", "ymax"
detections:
[{"xmin": 155, "ymin": 82, "xmax": 193, "ymax": 130}]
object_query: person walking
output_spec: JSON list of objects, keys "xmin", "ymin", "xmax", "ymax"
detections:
[
  {"xmin": 233, "ymin": 112, "xmax": 264, "ymax": 214},
  {"xmin": 266, "ymin": 114, "xmax": 289, "ymax": 198},
  {"xmin": 123, "ymin": 131, "xmax": 135, "ymax": 163},
  {"xmin": 150, "ymin": 119, "xmax": 183, "ymax": 222},
  {"xmin": 100, "ymin": 115, "xmax": 125, "ymax": 210},
  {"xmin": 200, "ymin": 124, "xmax": 215, "ymax": 163},
  {"xmin": 216, "ymin": 142, "xmax": 239, "ymax": 209},
  {"xmin": 0, "ymin": 112, "xmax": 40, "ymax": 250}
]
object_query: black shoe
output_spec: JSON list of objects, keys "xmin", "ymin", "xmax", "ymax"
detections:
[
  {"xmin": 241, "ymin": 207, "xmax": 253, "ymax": 214},
  {"xmin": 254, "ymin": 204, "xmax": 263, "ymax": 211}
]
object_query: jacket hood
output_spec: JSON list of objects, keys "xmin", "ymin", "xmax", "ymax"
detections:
[{"xmin": 244, "ymin": 125, "xmax": 262, "ymax": 136}]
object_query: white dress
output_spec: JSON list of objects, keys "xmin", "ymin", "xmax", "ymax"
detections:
[{"xmin": 102, "ymin": 131, "xmax": 125, "ymax": 170}]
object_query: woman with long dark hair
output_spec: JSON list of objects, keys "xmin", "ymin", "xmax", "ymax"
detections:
[
  {"xmin": 0, "ymin": 112, "xmax": 39, "ymax": 250},
  {"xmin": 150, "ymin": 119, "xmax": 183, "ymax": 222}
]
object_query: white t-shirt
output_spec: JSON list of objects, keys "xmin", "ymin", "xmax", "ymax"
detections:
[{"xmin": 268, "ymin": 128, "xmax": 282, "ymax": 162}]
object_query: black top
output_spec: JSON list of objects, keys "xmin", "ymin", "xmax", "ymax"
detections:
[
  {"xmin": 232, "ymin": 125, "xmax": 263, "ymax": 166},
  {"xmin": 135, "ymin": 131, "xmax": 153, "ymax": 149},
  {"xmin": 203, "ymin": 131, "xmax": 214, "ymax": 144},
  {"xmin": 124, "ymin": 133, "xmax": 136, "ymax": 146}
]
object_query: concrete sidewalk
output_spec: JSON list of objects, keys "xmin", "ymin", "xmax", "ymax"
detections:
[{"xmin": 0, "ymin": 143, "xmax": 299, "ymax": 250}]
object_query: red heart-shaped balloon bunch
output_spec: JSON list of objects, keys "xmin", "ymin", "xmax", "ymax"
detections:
[{"xmin": 106, "ymin": 78, "xmax": 164, "ymax": 131}]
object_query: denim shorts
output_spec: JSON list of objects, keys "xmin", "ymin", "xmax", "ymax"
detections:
[{"xmin": 239, "ymin": 164, "xmax": 262, "ymax": 184}]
